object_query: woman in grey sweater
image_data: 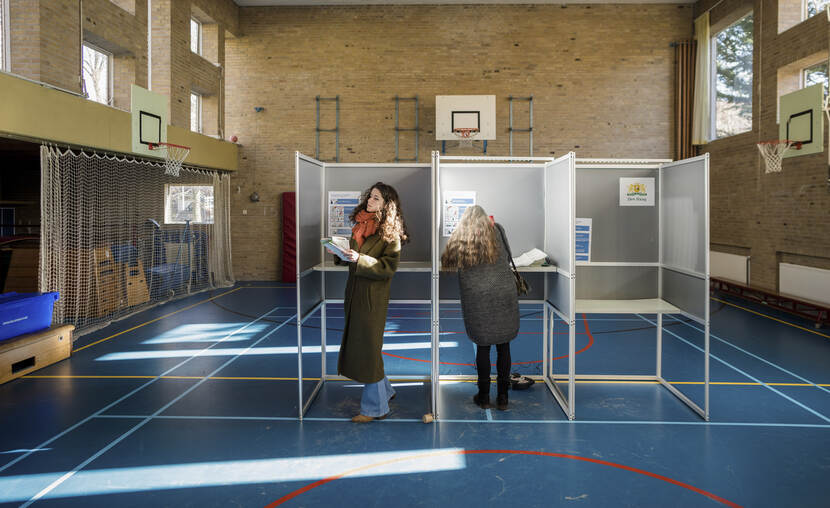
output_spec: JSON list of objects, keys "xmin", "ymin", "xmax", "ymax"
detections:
[{"xmin": 441, "ymin": 205, "xmax": 519, "ymax": 410}]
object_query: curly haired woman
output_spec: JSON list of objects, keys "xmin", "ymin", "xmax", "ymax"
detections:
[
  {"xmin": 441, "ymin": 205, "xmax": 519, "ymax": 410},
  {"xmin": 326, "ymin": 182, "xmax": 409, "ymax": 422}
]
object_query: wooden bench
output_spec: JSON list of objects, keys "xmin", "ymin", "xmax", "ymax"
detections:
[{"xmin": 0, "ymin": 324, "xmax": 74, "ymax": 384}]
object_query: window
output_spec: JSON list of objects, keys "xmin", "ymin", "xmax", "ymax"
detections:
[
  {"xmin": 190, "ymin": 18, "xmax": 202, "ymax": 55},
  {"xmin": 190, "ymin": 92, "xmax": 202, "ymax": 133},
  {"xmin": 164, "ymin": 185, "xmax": 214, "ymax": 224},
  {"xmin": 712, "ymin": 12, "xmax": 754, "ymax": 139},
  {"xmin": 82, "ymin": 43, "xmax": 112, "ymax": 105},
  {"xmin": 1, "ymin": 0, "xmax": 9, "ymax": 71},
  {"xmin": 803, "ymin": 61, "xmax": 829, "ymax": 92},
  {"xmin": 806, "ymin": 0, "xmax": 830, "ymax": 19}
]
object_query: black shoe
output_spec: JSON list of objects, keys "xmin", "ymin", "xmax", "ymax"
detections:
[
  {"xmin": 496, "ymin": 394, "xmax": 509, "ymax": 411},
  {"xmin": 473, "ymin": 393, "xmax": 491, "ymax": 409}
]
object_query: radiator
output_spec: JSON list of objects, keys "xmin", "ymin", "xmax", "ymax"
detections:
[
  {"xmin": 710, "ymin": 251, "xmax": 749, "ymax": 284},
  {"xmin": 779, "ymin": 263, "xmax": 830, "ymax": 306}
]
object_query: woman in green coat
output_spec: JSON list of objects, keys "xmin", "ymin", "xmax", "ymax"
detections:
[{"xmin": 326, "ymin": 182, "xmax": 409, "ymax": 423}]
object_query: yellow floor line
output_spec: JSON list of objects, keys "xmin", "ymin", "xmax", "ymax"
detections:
[
  {"xmin": 20, "ymin": 374, "xmax": 830, "ymax": 387},
  {"xmin": 240, "ymin": 286, "xmax": 295, "ymax": 289},
  {"xmin": 71, "ymin": 287, "xmax": 245, "ymax": 354},
  {"xmin": 712, "ymin": 297, "xmax": 830, "ymax": 340}
]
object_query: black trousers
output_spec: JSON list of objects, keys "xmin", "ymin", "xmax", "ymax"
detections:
[{"xmin": 475, "ymin": 343, "xmax": 511, "ymax": 396}]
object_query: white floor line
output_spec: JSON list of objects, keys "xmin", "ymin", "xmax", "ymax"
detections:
[
  {"xmin": 86, "ymin": 413, "xmax": 830, "ymax": 429},
  {"xmin": 635, "ymin": 314, "xmax": 830, "ymax": 424}
]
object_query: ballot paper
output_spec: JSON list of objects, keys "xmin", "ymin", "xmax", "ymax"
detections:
[{"xmin": 321, "ymin": 236, "xmax": 352, "ymax": 262}]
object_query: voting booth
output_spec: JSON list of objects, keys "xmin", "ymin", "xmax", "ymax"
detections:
[
  {"xmin": 296, "ymin": 151, "xmax": 710, "ymax": 421},
  {"xmin": 294, "ymin": 153, "xmax": 434, "ymax": 419},
  {"xmin": 546, "ymin": 155, "xmax": 711, "ymax": 420}
]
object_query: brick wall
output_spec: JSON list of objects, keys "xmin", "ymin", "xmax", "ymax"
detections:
[
  {"xmin": 697, "ymin": 0, "xmax": 830, "ymax": 291},
  {"xmin": 9, "ymin": 0, "xmax": 235, "ymax": 129},
  {"xmin": 224, "ymin": 4, "xmax": 695, "ymax": 280}
]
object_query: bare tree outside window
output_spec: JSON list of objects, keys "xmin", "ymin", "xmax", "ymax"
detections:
[
  {"xmin": 803, "ymin": 62, "xmax": 828, "ymax": 93},
  {"xmin": 713, "ymin": 13, "xmax": 753, "ymax": 139},
  {"xmin": 806, "ymin": 0, "xmax": 830, "ymax": 18},
  {"xmin": 190, "ymin": 18, "xmax": 201, "ymax": 55},
  {"xmin": 82, "ymin": 43, "xmax": 111, "ymax": 105},
  {"xmin": 191, "ymin": 92, "xmax": 202, "ymax": 133}
]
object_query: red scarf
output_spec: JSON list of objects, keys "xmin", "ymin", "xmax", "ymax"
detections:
[{"xmin": 352, "ymin": 210, "xmax": 379, "ymax": 248}]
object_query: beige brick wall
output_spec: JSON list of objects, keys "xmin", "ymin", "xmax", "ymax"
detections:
[
  {"xmin": 8, "ymin": 0, "xmax": 234, "ymax": 129},
  {"xmin": 697, "ymin": 0, "xmax": 830, "ymax": 291},
  {"xmin": 224, "ymin": 4, "xmax": 695, "ymax": 280},
  {"xmin": 9, "ymin": 0, "xmax": 41, "ymax": 82}
]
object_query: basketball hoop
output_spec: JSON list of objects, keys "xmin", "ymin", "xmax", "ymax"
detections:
[
  {"xmin": 148, "ymin": 142, "xmax": 191, "ymax": 177},
  {"xmin": 453, "ymin": 128, "xmax": 480, "ymax": 148},
  {"xmin": 756, "ymin": 140, "xmax": 801, "ymax": 174}
]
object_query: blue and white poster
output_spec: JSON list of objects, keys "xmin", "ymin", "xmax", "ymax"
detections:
[
  {"xmin": 575, "ymin": 218, "xmax": 592, "ymax": 263},
  {"xmin": 328, "ymin": 191, "xmax": 361, "ymax": 236},
  {"xmin": 442, "ymin": 191, "xmax": 476, "ymax": 236}
]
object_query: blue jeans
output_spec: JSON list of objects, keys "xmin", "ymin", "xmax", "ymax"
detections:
[{"xmin": 360, "ymin": 376, "xmax": 395, "ymax": 417}]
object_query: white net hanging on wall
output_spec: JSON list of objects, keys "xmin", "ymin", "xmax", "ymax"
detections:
[{"xmin": 40, "ymin": 146, "xmax": 235, "ymax": 335}]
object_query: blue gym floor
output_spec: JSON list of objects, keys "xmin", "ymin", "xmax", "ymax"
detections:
[{"xmin": 2, "ymin": 282, "xmax": 830, "ymax": 507}]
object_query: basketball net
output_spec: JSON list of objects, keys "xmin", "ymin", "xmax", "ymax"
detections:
[
  {"xmin": 453, "ymin": 128, "xmax": 479, "ymax": 148},
  {"xmin": 150, "ymin": 142, "xmax": 191, "ymax": 177},
  {"xmin": 757, "ymin": 140, "xmax": 798, "ymax": 174}
]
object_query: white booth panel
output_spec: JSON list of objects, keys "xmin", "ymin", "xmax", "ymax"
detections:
[
  {"xmin": 326, "ymin": 164, "xmax": 432, "ymax": 262},
  {"xmin": 327, "ymin": 271, "xmax": 431, "ymax": 301},
  {"xmin": 545, "ymin": 154, "xmax": 575, "ymax": 275},
  {"xmin": 661, "ymin": 156, "xmax": 708, "ymax": 275},
  {"xmin": 439, "ymin": 164, "xmax": 545, "ymax": 256},
  {"xmin": 297, "ymin": 156, "xmax": 324, "ymax": 274},
  {"xmin": 298, "ymin": 271, "xmax": 323, "ymax": 319},
  {"xmin": 661, "ymin": 269, "xmax": 707, "ymax": 321},
  {"xmin": 575, "ymin": 168, "xmax": 659, "ymax": 263},
  {"xmin": 575, "ymin": 266, "xmax": 658, "ymax": 300},
  {"xmin": 547, "ymin": 272, "xmax": 573, "ymax": 319}
]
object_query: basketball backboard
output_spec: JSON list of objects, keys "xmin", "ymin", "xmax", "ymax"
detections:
[
  {"xmin": 435, "ymin": 95, "xmax": 496, "ymax": 140},
  {"xmin": 131, "ymin": 84, "xmax": 168, "ymax": 157},
  {"xmin": 779, "ymin": 83, "xmax": 824, "ymax": 158}
]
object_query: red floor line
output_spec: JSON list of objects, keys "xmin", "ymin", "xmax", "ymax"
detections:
[{"xmin": 265, "ymin": 449, "xmax": 741, "ymax": 508}]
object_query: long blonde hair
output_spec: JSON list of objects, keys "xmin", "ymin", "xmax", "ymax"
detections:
[{"xmin": 441, "ymin": 205, "xmax": 499, "ymax": 270}]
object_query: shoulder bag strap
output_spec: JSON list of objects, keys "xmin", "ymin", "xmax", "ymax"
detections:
[{"xmin": 495, "ymin": 224, "xmax": 519, "ymax": 272}]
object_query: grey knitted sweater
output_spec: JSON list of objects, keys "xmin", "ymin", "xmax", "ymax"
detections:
[{"xmin": 457, "ymin": 223, "xmax": 520, "ymax": 346}]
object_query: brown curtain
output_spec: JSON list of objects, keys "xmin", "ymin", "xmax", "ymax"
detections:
[{"xmin": 674, "ymin": 40, "xmax": 696, "ymax": 160}]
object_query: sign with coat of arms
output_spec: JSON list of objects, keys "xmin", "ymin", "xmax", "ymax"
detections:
[{"xmin": 619, "ymin": 177, "xmax": 654, "ymax": 206}]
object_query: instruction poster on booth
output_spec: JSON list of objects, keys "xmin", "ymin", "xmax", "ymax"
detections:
[
  {"xmin": 443, "ymin": 191, "xmax": 476, "ymax": 236},
  {"xmin": 575, "ymin": 218, "xmax": 592, "ymax": 263},
  {"xmin": 328, "ymin": 191, "xmax": 361, "ymax": 236},
  {"xmin": 619, "ymin": 177, "xmax": 655, "ymax": 206}
]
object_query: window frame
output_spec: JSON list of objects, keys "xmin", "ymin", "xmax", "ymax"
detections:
[
  {"xmin": 1, "ymin": 0, "xmax": 10, "ymax": 72},
  {"xmin": 82, "ymin": 41, "xmax": 114, "ymax": 106},
  {"xmin": 710, "ymin": 9, "xmax": 755, "ymax": 140},
  {"xmin": 190, "ymin": 92, "xmax": 202, "ymax": 134},
  {"xmin": 190, "ymin": 17, "xmax": 202, "ymax": 55},
  {"xmin": 163, "ymin": 183, "xmax": 215, "ymax": 225}
]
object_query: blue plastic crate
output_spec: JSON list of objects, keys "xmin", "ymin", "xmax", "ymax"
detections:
[{"xmin": 0, "ymin": 292, "xmax": 60, "ymax": 342}]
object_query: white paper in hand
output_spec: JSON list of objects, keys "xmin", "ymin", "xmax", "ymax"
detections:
[{"xmin": 321, "ymin": 236, "xmax": 352, "ymax": 262}]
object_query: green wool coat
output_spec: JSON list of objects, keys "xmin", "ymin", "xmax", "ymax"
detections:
[{"xmin": 336, "ymin": 233, "xmax": 401, "ymax": 384}]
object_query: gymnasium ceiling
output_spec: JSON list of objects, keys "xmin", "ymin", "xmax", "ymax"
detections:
[{"xmin": 235, "ymin": 0, "xmax": 691, "ymax": 5}]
